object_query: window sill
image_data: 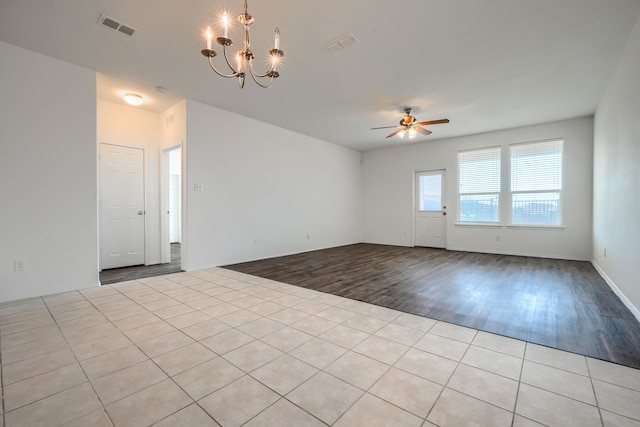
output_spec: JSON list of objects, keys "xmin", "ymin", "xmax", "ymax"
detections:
[
  {"xmin": 505, "ymin": 225, "xmax": 565, "ymax": 230},
  {"xmin": 455, "ymin": 223, "xmax": 566, "ymax": 230},
  {"xmin": 455, "ymin": 222, "xmax": 503, "ymax": 228}
]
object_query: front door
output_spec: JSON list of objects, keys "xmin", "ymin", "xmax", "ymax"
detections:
[
  {"xmin": 100, "ymin": 143, "xmax": 145, "ymax": 269},
  {"xmin": 415, "ymin": 170, "xmax": 446, "ymax": 248}
]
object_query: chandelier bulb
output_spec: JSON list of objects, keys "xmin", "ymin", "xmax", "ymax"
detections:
[
  {"xmin": 206, "ymin": 27, "xmax": 213, "ymax": 50},
  {"xmin": 222, "ymin": 14, "xmax": 229, "ymax": 39}
]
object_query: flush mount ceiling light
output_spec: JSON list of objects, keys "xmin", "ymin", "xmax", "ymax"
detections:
[
  {"xmin": 200, "ymin": 0, "xmax": 284, "ymax": 88},
  {"xmin": 123, "ymin": 93, "xmax": 143, "ymax": 106}
]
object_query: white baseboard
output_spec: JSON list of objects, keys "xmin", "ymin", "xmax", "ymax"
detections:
[
  {"xmin": 446, "ymin": 246, "xmax": 589, "ymax": 261},
  {"xmin": 592, "ymin": 260, "xmax": 640, "ymax": 323}
]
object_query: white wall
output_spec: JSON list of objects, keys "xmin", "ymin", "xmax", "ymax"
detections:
[
  {"xmin": 363, "ymin": 116, "xmax": 594, "ymax": 260},
  {"xmin": 0, "ymin": 41, "xmax": 98, "ymax": 302},
  {"xmin": 161, "ymin": 101, "xmax": 187, "ymax": 151},
  {"xmin": 97, "ymin": 100, "xmax": 163, "ymax": 266},
  {"xmin": 593, "ymin": 16, "xmax": 640, "ymax": 317},
  {"xmin": 184, "ymin": 100, "xmax": 362, "ymax": 270}
]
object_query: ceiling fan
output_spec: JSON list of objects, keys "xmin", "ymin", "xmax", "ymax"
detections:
[{"xmin": 372, "ymin": 108, "xmax": 449, "ymax": 139}]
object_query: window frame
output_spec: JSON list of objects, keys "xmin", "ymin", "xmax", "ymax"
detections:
[
  {"xmin": 457, "ymin": 146, "xmax": 502, "ymax": 225},
  {"xmin": 417, "ymin": 172, "xmax": 443, "ymax": 212},
  {"xmin": 508, "ymin": 139, "xmax": 564, "ymax": 227}
]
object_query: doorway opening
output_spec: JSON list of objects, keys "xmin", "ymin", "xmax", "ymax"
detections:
[
  {"xmin": 99, "ymin": 243, "xmax": 181, "ymax": 284},
  {"xmin": 98, "ymin": 143, "xmax": 184, "ymax": 285},
  {"xmin": 161, "ymin": 145, "xmax": 183, "ymax": 268}
]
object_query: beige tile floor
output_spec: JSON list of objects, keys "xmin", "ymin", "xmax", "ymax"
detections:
[{"xmin": 1, "ymin": 268, "xmax": 640, "ymax": 427}]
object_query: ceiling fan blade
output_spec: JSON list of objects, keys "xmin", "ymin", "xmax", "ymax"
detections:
[
  {"xmin": 386, "ymin": 128, "xmax": 405, "ymax": 138},
  {"xmin": 414, "ymin": 119, "xmax": 450, "ymax": 126},
  {"xmin": 415, "ymin": 127, "xmax": 432, "ymax": 136},
  {"xmin": 371, "ymin": 125, "xmax": 401, "ymax": 130}
]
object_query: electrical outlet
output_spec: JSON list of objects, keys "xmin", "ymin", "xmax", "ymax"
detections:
[
  {"xmin": 307, "ymin": 233, "xmax": 311, "ymax": 240},
  {"xmin": 14, "ymin": 259, "xmax": 27, "ymax": 272}
]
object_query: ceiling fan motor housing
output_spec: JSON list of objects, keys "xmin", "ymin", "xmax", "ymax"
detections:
[{"xmin": 401, "ymin": 115, "xmax": 416, "ymax": 126}]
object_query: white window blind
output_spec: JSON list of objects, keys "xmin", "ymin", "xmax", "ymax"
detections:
[
  {"xmin": 458, "ymin": 147, "xmax": 501, "ymax": 223},
  {"xmin": 510, "ymin": 139, "xmax": 563, "ymax": 225}
]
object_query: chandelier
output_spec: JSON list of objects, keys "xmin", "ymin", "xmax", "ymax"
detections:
[{"xmin": 201, "ymin": 0, "xmax": 284, "ymax": 88}]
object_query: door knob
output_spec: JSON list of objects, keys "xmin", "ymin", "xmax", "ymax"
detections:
[
  {"xmin": 443, "ymin": 212, "xmax": 447, "ymax": 216},
  {"xmin": 138, "ymin": 211, "xmax": 144, "ymax": 215}
]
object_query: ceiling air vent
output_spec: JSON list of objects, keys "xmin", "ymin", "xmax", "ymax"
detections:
[
  {"xmin": 98, "ymin": 13, "xmax": 136, "ymax": 37},
  {"xmin": 324, "ymin": 33, "xmax": 359, "ymax": 53}
]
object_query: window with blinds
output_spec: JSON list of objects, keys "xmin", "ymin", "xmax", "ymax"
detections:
[
  {"xmin": 458, "ymin": 146, "xmax": 501, "ymax": 223},
  {"xmin": 510, "ymin": 139, "xmax": 563, "ymax": 226}
]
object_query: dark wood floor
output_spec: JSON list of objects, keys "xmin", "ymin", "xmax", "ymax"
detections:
[
  {"xmin": 224, "ymin": 243, "xmax": 640, "ymax": 369},
  {"xmin": 99, "ymin": 243, "xmax": 182, "ymax": 285}
]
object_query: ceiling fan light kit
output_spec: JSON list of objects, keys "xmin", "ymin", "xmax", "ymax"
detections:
[
  {"xmin": 372, "ymin": 108, "xmax": 449, "ymax": 140},
  {"xmin": 201, "ymin": 0, "xmax": 284, "ymax": 88}
]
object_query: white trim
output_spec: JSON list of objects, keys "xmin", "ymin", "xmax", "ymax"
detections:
[
  {"xmin": 508, "ymin": 139, "xmax": 564, "ymax": 227},
  {"xmin": 592, "ymin": 260, "xmax": 640, "ymax": 323},
  {"xmin": 414, "ymin": 169, "xmax": 447, "ymax": 249},
  {"xmin": 455, "ymin": 223, "xmax": 503, "ymax": 228},
  {"xmin": 505, "ymin": 225, "xmax": 565, "ymax": 230},
  {"xmin": 98, "ymin": 142, "xmax": 147, "ymax": 269},
  {"xmin": 446, "ymin": 246, "xmax": 589, "ymax": 261}
]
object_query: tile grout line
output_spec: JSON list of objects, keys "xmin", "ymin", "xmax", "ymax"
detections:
[
  {"xmin": 57, "ymin": 285, "xmax": 120, "ymax": 427},
  {"xmin": 585, "ymin": 356, "xmax": 606, "ymax": 427},
  {"xmin": 2, "ymin": 269, "xmax": 639, "ymax": 425},
  {"xmin": 3, "ymin": 292, "xmax": 109, "ymax": 425},
  {"xmin": 120, "ymin": 274, "xmax": 303, "ymax": 426},
  {"xmin": 511, "ymin": 341, "xmax": 528, "ymax": 427},
  {"xmin": 103, "ymin": 295, "xmax": 206, "ymax": 425},
  {"xmin": 86, "ymin": 279, "xmax": 205, "ymax": 426}
]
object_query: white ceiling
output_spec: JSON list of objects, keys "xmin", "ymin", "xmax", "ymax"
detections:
[{"xmin": 1, "ymin": 0, "xmax": 639, "ymax": 151}]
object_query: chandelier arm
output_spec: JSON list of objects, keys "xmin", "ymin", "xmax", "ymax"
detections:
[
  {"xmin": 247, "ymin": 59, "xmax": 273, "ymax": 79},
  {"xmin": 206, "ymin": 54, "xmax": 239, "ymax": 79},
  {"xmin": 248, "ymin": 68, "xmax": 275, "ymax": 88},
  {"xmin": 221, "ymin": 45, "xmax": 240, "ymax": 76}
]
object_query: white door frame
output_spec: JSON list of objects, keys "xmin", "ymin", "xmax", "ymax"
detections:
[
  {"xmin": 161, "ymin": 144, "xmax": 182, "ymax": 264},
  {"xmin": 412, "ymin": 169, "xmax": 447, "ymax": 248}
]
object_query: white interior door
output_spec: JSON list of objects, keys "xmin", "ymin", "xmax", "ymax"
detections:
[
  {"xmin": 415, "ymin": 170, "xmax": 446, "ymax": 248},
  {"xmin": 100, "ymin": 144, "xmax": 145, "ymax": 269}
]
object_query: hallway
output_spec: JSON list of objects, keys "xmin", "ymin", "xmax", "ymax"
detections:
[{"xmin": 100, "ymin": 243, "xmax": 181, "ymax": 285}]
